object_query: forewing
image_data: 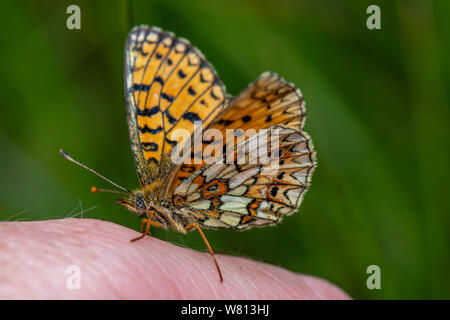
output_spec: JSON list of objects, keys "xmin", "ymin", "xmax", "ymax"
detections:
[{"xmin": 124, "ymin": 26, "xmax": 227, "ymax": 186}]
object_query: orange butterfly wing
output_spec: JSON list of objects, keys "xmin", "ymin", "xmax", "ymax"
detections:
[{"xmin": 124, "ymin": 26, "xmax": 227, "ymax": 186}]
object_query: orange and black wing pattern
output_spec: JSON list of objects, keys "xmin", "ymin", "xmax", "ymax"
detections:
[
  {"xmin": 165, "ymin": 72, "xmax": 316, "ymax": 230},
  {"xmin": 124, "ymin": 26, "xmax": 227, "ymax": 186},
  {"xmin": 212, "ymin": 72, "xmax": 305, "ymax": 133}
]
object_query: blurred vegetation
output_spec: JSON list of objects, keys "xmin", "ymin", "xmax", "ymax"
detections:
[{"xmin": 0, "ymin": 0, "xmax": 449, "ymax": 299}]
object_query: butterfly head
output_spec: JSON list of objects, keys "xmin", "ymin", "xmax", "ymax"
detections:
[{"xmin": 116, "ymin": 190, "xmax": 151, "ymax": 217}]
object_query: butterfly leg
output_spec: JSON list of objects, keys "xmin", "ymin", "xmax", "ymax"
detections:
[
  {"xmin": 185, "ymin": 223, "xmax": 223, "ymax": 282},
  {"xmin": 130, "ymin": 211, "xmax": 163, "ymax": 242}
]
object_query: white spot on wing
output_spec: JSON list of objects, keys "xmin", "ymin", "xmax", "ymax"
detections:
[
  {"xmin": 221, "ymin": 213, "xmax": 241, "ymax": 227},
  {"xmin": 147, "ymin": 32, "xmax": 158, "ymax": 42},
  {"xmin": 203, "ymin": 163, "xmax": 226, "ymax": 183},
  {"xmin": 220, "ymin": 195, "xmax": 252, "ymax": 214},
  {"xmin": 204, "ymin": 218, "xmax": 227, "ymax": 228},
  {"xmin": 137, "ymin": 31, "xmax": 145, "ymax": 42},
  {"xmin": 227, "ymin": 185, "xmax": 247, "ymax": 196},
  {"xmin": 286, "ymin": 188, "xmax": 301, "ymax": 206},
  {"xmin": 229, "ymin": 167, "xmax": 259, "ymax": 189},
  {"xmin": 189, "ymin": 200, "xmax": 211, "ymax": 210}
]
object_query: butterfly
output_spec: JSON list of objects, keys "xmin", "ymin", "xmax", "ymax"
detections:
[{"xmin": 61, "ymin": 25, "xmax": 316, "ymax": 282}]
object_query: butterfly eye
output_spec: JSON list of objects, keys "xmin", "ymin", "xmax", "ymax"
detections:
[{"xmin": 136, "ymin": 197, "xmax": 146, "ymax": 211}]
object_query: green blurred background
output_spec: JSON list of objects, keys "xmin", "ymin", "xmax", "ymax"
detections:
[{"xmin": 0, "ymin": 0, "xmax": 449, "ymax": 299}]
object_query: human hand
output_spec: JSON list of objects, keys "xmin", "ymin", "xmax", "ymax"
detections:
[{"xmin": 0, "ymin": 218, "xmax": 350, "ymax": 299}]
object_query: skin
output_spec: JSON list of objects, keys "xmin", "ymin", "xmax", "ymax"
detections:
[{"xmin": 0, "ymin": 218, "xmax": 350, "ymax": 299}]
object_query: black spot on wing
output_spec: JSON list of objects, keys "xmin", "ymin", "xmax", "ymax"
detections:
[
  {"xmin": 216, "ymin": 119, "xmax": 234, "ymax": 126},
  {"xmin": 188, "ymin": 86, "xmax": 196, "ymax": 96},
  {"xmin": 242, "ymin": 115, "xmax": 251, "ymax": 123},
  {"xmin": 154, "ymin": 76, "xmax": 164, "ymax": 86},
  {"xmin": 139, "ymin": 125, "xmax": 163, "ymax": 134},
  {"xmin": 133, "ymin": 83, "xmax": 150, "ymax": 92},
  {"xmin": 161, "ymin": 92, "xmax": 174, "ymax": 102},
  {"xmin": 165, "ymin": 138, "xmax": 177, "ymax": 146},
  {"xmin": 146, "ymin": 157, "xmax": 159, "ymax": 165},
  {"xmin": 178, "ymin": 69, "xmax": 187, "ymax": 78},
  {"xmin": 137, "ymin": 106, "xmax": 160, "ymax": 117},
  {"xmin": 142, "ymin": 142, "xmax": 159, "ymax": 151},
  {"xmin": 210, "ymin": 88, "xmax": 220, "ymax": 100},
  {"xmin": 270, "ymin": 186, "xmax": 279, "ymax": 197},
  {"xmin": 200, "ymin": 72, "xmax": 210, "ymax": 83},
  {"xmin": 182, "ymin": 112, "xmax": 201, "ymax": 123},
  {"xmin": 165, "ymin": 110, "xmax": 177, "ymax": 124},
  {"xmin": 131, "ymin": 44, "xmax": 149, "ymax": 56}
]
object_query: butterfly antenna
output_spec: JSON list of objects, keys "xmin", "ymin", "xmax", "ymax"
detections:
[
  {"xmin": 60, "ymin": 149, "xmax": 131, "ymax": 193},
  {"xmin": 90, "ymin": 186, "xmax": 128, "ymax": 195}
]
